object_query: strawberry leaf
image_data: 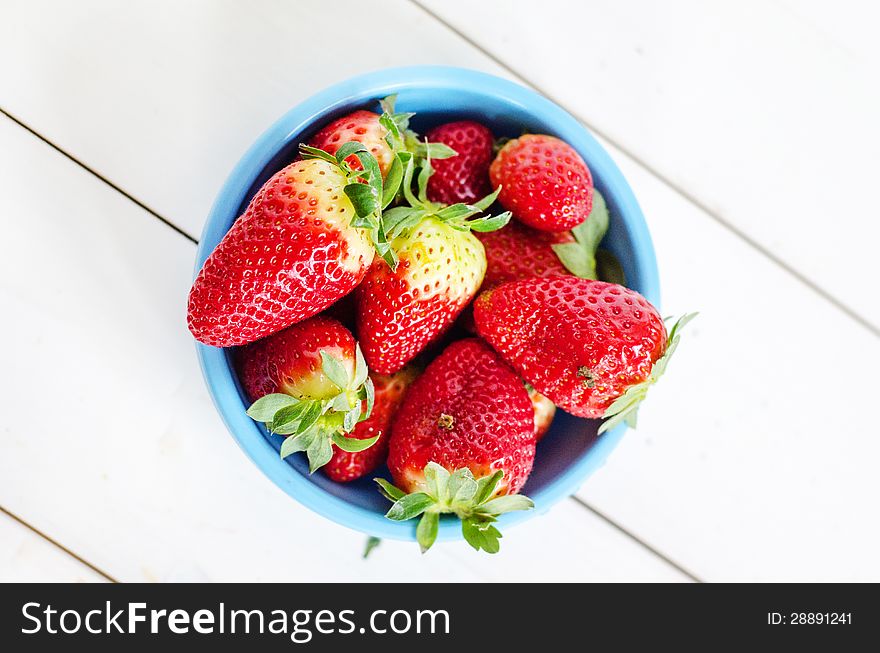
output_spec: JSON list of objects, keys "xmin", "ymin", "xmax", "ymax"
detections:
[
  {"xmin": 342, "ymin": 404, "xmax": 361, "ymax": 432},
  {"xmin": 416, "ymin": 511, "xmax": 440, "ymax": 553},
  {"xmin": 375, "ymin": 478, "xmax": 406, "ymax": 502},
  {"xmin": 422, "ymin": 142, "xmax": 456, "ymax": 160},
  {"xmin": 362, "ymin": 377, "xmax": 375, "ymax": 421},
  {"xmin": 382, "ymin": 155, "xmax": 404, "ymax": 208},
  {"xmin": 362, "ymin": 536, "xmax": 382, "ymax": 559},
  {"xmin": 480, "ymin": 495, "xmax": 534, "ymax": 516},
  {"xmin": 467, "ymin": 211, "xmax": 511, "ymax": 233},
  {"xmin": 246, "ymin": 393, "xmax": 299, "ymax": 422},
  {"xmin": 298, "ymin": 144, "xmax": 337, "ymax": 165},
  {"xmin": 280, "ymin": 431, "xmax": 313, "ymax": 459},
  {"xmin": 345, "ymin": 182, "xmax": 380, "ymax": 220},
  {"xmin": 332, "ymin": 432, "xmax": 380, "ymax": 453},
  {"xmin": 424, "ymin": 462, "xmax": 451, "ymax": 501},
  {"xmin": 305, "ymin": 431, "xmax": 333, "ymax": 473},
  {"xmin": 320, "ymin": 351, "xmax": 351, "ymax": 390},
  {"xmin": 294, "ymin": 401, "xmax": 324, "ymax": 435},
  {"xmin": 417, "ymin": 151, "xmax": 433, "ymax": 204},
  {"xmin": 270, "ymin": 402, "xmax": 309, "ymax": 430},
  {"xmin": 473, "ymin": 470, "xmax": 503, "ymax": 505},
  {"xmin": 447, "ymin": 469, "xmax": 478, "ymax": 505},
  {"xmin": 473, "ymin": 186, "xmax": 501, "ymax": 211},
  {"xmin": 353, "ymin": 344, "xmax": 369, "ymax": 389},
  {"xmin": 334, "ymin": 141, "xmax": 368, "ymax": 164},
  {"xmin": 376, "ymin": 465, "xmax": 532, "ymax": 554},
  {"xmin": 599, "ymin": 312, "xmax": 698, "ymax": 434},
  {"xmin": 386, "ymin": 493, "xmax": 435, "ymax": 521},
  {"xmin": 461, "ymin": 517, "xmax": 502, "ymax": 554},
  {"xmin": 552, "ymin": 189, "xmax": 609, "ymax": 280}
]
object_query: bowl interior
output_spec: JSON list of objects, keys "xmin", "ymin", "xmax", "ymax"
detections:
[{"xmin": 196, "ymin": 67, "xmax": 659, "ymax": 540}]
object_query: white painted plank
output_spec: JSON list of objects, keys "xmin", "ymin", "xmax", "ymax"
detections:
[
  {"xmin": 0, "ymin": 0, "xmax": 511, "ymax": 241},
  {"xmin": 0, "ymin": 115, "xmax": 686, "ymax": 583},
  {"xmin": 576, "ymin": 134, "xmax": 880, "ymax": 581},
  {"xmin": 418, "ymin": 0, "xmax": 880, "ymax": 327},
  {"xmin": 0, "ymin": 512, "xmax": 107, "ymax": 583},
  {"xmin": 3, "ymin": 0, "xmax": 879, "ymax": 580}
]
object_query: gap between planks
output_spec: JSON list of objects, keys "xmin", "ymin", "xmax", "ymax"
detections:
[
  {"xmin": 407, "ymin": 0, "xmax": 880, "ymax": 340},
  {"xmin": 0, "ymin": 110, "xmax": 702, "ymax": 583},
  {"xmin": 0, "ymin": 505, "xmax": 118, "ymax": 583}
]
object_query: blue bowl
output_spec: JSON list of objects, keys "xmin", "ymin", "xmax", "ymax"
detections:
[{"xmin": 195, "ymin": 66, "xmax": 660, "ymax": 542}]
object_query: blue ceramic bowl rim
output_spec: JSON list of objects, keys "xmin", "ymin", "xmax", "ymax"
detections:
[{"xmin": 194, "ymin": 66, "xmax": 660, "ymax": 541}]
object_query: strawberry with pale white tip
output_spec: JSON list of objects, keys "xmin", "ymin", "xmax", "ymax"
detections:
[
  {"xmin": 188, "ymin": 141, "xmax": 400, "ymax": 348},
  {"xmin": 355, "ymin": 153, "xmax": 511, "ymax": 374},
  {"xmin": 236, "ymin": 316, "xmax": 378, "ymax": 473}
]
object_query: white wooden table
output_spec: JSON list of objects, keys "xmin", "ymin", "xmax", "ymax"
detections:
[{"xmin": 2, "ymin": 0, "xmax": 878, "ymax": 583}]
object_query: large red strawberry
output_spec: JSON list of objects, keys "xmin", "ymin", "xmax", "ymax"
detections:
[
  {"xmin": 236, "ymin": 315, "xmax": 380, "ymax": 473},
  {"xmin": 474, "ymin": 276, "xmax": 695, "ymax": 431},
  {"xmin": 489, "ymin": 134, "xmax": 593, "ymax": 232},
  {"xmin": 377, "ymin": 338, "xmax": 536, "ymax": 553},
  {"xmin": 188, "ymin": 142, "xmax": 396, "ymax": 348},
  {"xmin": 425, "ymin": 120, "xmax": 494, "ymax": 204},
  {"xmin": 309, "ymin": 110, "xmax": 395, "ymax": 178},
  {"xmin": 324, "ymin": 366, "xmax": 418, "ymax": 482},
  {"xmin": 356, "ymin": 161, "xmax": 510, "ymax": 374}
]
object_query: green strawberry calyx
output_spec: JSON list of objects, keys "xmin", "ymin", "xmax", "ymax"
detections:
[
  {"xmin": 245, "ymin": 344, "xmax": 378, "ymax": 473},
  {"xmin": 299, "ymin": 141, "xmax": 402, "ymax": 270},
  {"xmin": 378, "ymin": 94, "xmax": 457, "ymax": 169},
  {"xmin": 375, "ymin": 463, "xmax": 534, "ymax": 554},
  {"xmin": 378, "ymin": 148, "xmax": 512, "ymax": 257},
  {"xmin": 599, "ymin": 312, "xmax": 698, "ymax": 434},
  {"xmin": 551, "ymin": 189, "xmax": 627, "ymax": 286}
]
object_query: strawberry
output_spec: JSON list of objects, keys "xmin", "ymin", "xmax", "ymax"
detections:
[
  {"xmin": 236, "ymin": 315, "xmax": 380, "ymax": 473},
  {"xmin": 527, "ymin": 385, "xmax": 556, "ymax": 441},
  {"xmin": 477, "ymin": 189, "xmax": 612, "ymax": 291},
  {"xmin": 489, "ymin": 134, "xmax": 594, "ymax": 232},
  {"xmin": 324, "ymin": 366, "xmax": 418, "ymax": 482},
  {"xmin": 474, "ymin": 276, "xmax": 695, "ymax": 431},
  {"xmin": 477, "ymin": 221, "xmax": 573, "ymax": 289},
  {"xmin": 355, "ymin": 156, "xmax": 510, "ymax": 374},
  {"xmin": 309, "ymin": 110, "xmax": 395, "ymax": 178},
  {"xmin": 188, "ymin": 142, "xmax": 399, "ymax": 348},
  {"xmin": 425, "ymin": 120, "xmax": 494, "ymax": 204},
  {"xmin": 378, "ymin": 338, "xmax": 536, "ymax": 553}
]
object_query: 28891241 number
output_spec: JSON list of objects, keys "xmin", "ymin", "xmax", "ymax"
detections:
[{"xmin": 767, "ymin": 612, "xmax": 852, "ymax": 625}]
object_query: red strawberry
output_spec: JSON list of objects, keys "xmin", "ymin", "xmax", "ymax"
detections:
[
  {"xmin": 356, "ymin": 217, "xmax": 484, "ymax": 374},
  {"xmin": 324, "ymin": 366, "xmax": 418, "ymax": 482},
  {"xmin": 188, "ymin": 155, "xmax": 382, "ymax": 348},
  {"xmin": 236, "ymin": 316, "xmax": 380, "ymax": 473},
  {"xmin": 474, "ymin": 277, "xmax": 695, "ymax": 431},
  {"xmin": 489, "ymin": 134, "xmax": 593, "ymax": 232},
  {"xmin": 309, "ymin": 110, "xmax": 394, "ymax": 178},
  {"xmin": 527, "ymin": 385, "xmax": 556, "ymax": 442},
  {"xmin": 378, "ymin": 338, "xmax": 536, "ymax": 553},
  {"xmin": 477, "ymin": 221, "xmax": 573, "ymax": 290},
  {"xmin": 356, "ymin": 163, "xmax": 510, "ymax": 374},
  {"xmin": 425, "ymin": 120, "xmax": 494, "ymax": 205}
]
